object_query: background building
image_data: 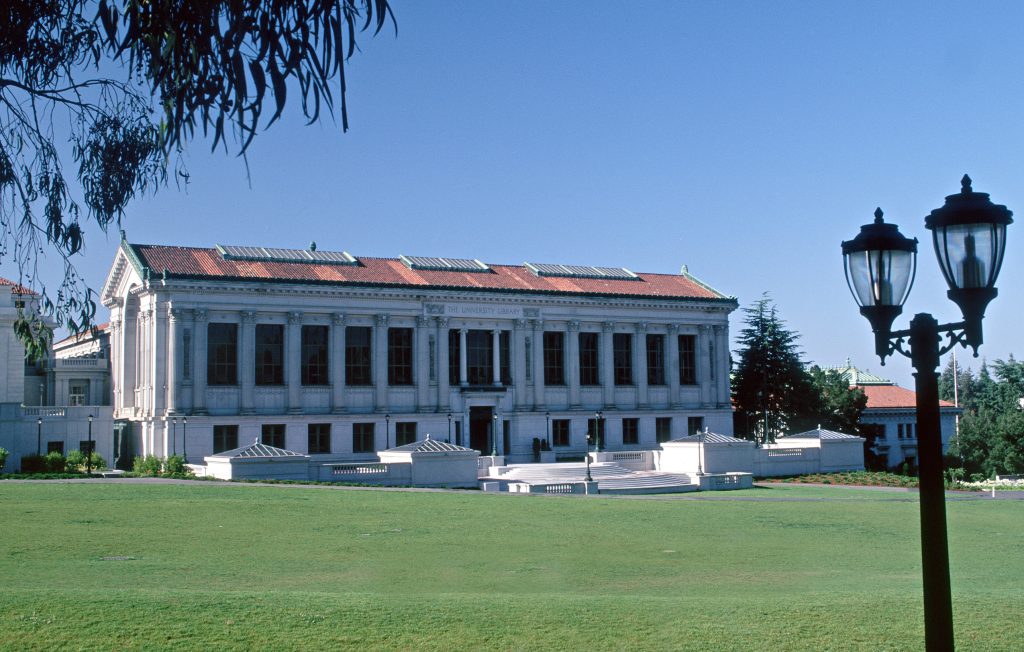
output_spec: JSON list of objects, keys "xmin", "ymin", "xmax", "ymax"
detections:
[{"xmin": 101, "ymin": 239, "xmax": 738, "ymax": 464}]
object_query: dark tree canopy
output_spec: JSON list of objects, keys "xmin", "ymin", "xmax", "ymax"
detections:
[
  {"xmin": 806, "ymin": 365, "xmax": 867, "ymax": 435},
  {"xmin": 1, "ymin": 0, "xmax": 393, "ymax": 358},
  {"xmin": 731, "ymin": 295, "xmax": 819, "ymax": 443}
]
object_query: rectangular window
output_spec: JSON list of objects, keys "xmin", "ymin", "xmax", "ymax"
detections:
[
  {"xmin": 68, "ymin": 379, "xmax": 89, "ymax": 406},
  {"xmin": 898, "ymin": 423, "xmax": 905, "ymax": 439},
  {"xmin": 908, "ymin": 423, "xmax": 915, "ymax": 439},
  {"xmin": 182, "ymin": 329, "xmax": 192, "ymax": 379},
  {"xmin": 302, "ymin": 325, "xmax": 329, "ymax": 385},
  {"xmin": 587, "ymin": 418, "xmax": 606, "ymax": 449},
  {"xmin": 613, "ymin": 333, "xmax": 633, "ymax": 385},
  {"xmin": 454, "ymin": 420, "xmax": 462, "ymax": 447},
  {"xmin": 396, "ymin": 422, "xmax": 417, "ymax": 447},
  {"xmin": 262, "ymin": 424, "xmax": 286, "ymax": 448},
  {"xmin": 47, "ymin": 441, "xmax": 64, "ymax": 455},
  {"xmin": 579, "ymin": 332, "xmax": 600, "ymax": 385},
  {"xmin": 467, "ymin": 330, "xmax": 493, "ymax": 385},
  {"xmin": 525, "ymin": 336, "xmax": 532, "ymax": 381},
  {"xmin": 213, "ymin": 424, "xmax": 239, "ymax": 453},
  {"xmin": 79, "ymin": 440, "xmax": 96, "ymax": 455},
  {"xmin": 656, "ymin": 417, "xmax": 672, "ymax": 443},
  {"xmin": 387, "ymin": 327, "xmax": 414, "ymax": 385},
  {"xmin": 428, "ymin": 335, "xmax": 436, "ymax": 381},
  {"xmin": 255, "ymin": 324, "xmax": 284, "ymax": 385},
  {"xmin": 448, "ymin": 329, "xmax": 461, "ymax": 385},
  {"xmin": 500, "ymin": 331, "xmax": 511, "ymax": 385},
  {"xmin": 647, "ymin": 334, "xmax": 666, "ymax": 385},
  {"xmin": 543, "ymin": 331, "xmax": 565, "ymax": 385},
  {"xmin": 552, "ymin": 419, "xmax": 571, "ymax": 447},
  {"xmin": 207, "ymin": 323, "xmax": 238, "ymax": 385},
  {"xmin": 622, "ymin": 418, "xmax": 639, "ymax": 445},
  {"xmin": 308, "ymin": 423, "xmax": 331, "ymax": 454},
  {"xmin": 345, "ymin": 326, "xmax": 372, "ymax": 386},
  {"xmin": 688, "ymin": 416, "xmax": 704, "ymax": 436},
  {"xmin": 353, "ymin": 423, "xmax": 375, "ymax": 453},
  {"xmin": 679, "ymin": 335, "xmax": 697, "ymax": 385}
]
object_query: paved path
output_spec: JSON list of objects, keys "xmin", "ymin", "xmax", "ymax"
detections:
[{"xmin": 4, "ymin": 477, "xmax": 1024, "ymax": 501}]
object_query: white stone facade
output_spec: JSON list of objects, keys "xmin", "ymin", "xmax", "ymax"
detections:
[{"xmin": 101, "ymin": 242, "xmax": 738, "ymax": 464}]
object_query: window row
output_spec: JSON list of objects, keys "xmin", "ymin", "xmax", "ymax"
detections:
[
  {"xmin": 548, "ymin": 415, "xmax": 705, "ymax": 447},
  {"xmin": 212, "ymin": 421, "xmax": 420, "ymax": 455},
  {"xmin": 205, "ymin": 323, "xmax": 701, "ymax": 388}
]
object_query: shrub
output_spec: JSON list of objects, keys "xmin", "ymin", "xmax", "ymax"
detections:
[
  {"xmin": 0, "ymin": 446, "xmax": 7, "ymax": 471},
  {"xmin": 89, "ymin": 452, "xmax": 107, "ymax": 471},
  {"xmin": 65, "ymin": 450, "xmax": 86, "ymax": 471},
  {"xmin": 45, "ymin": 451, "xmax": 66, "ymax": 473},
  {"xmin": 133, "ymin": 455, "xmax": 163, "ymax": 477},
  {"xmin": 20, "ymin": 454, "xmax": 47, "ymax": 474},
  {"xmin": 164, "ymin": 455, "xmax": 187, "ymax": 476}
]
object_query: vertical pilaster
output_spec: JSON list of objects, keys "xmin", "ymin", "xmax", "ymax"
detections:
[
  {"xmin": 513, "ymin": 320, "xmax": 526, "ymax": 410},
  {"xmin": 601, "ymin": 321, "xmax": 615, "ymax": 406},
  {"xmin": 287, "ymin": 311, "xmax": 303, "ymax": 414},
  {"xmin": 668, "ymin": 324, "xmax": 680, "ymax": 408},
  {"xmin": 458, "ymin": 327, "xmax": 468, "ymax": 386},
  {"xmin": 567, "ymin": 321, "xmax": 581, "ymax": 408},
  {"xmin": 109, "ymin": 316, "xmax": 122, "ymax": 413},
  {"xmin": 532, "ymin": 320, "xmax": 545, "ymax": 409},
  {"xmin": 374, "ymin": 314, "xmax": 389, "ymax": 411},
  {"xmin": 436, "ymin": 318, "xmax": 450, "ymax": 411},
  {"xmin": 192, "ymin": 309, "xmax": 208, "ymax": 414},
  {"xmin": 635, "ymin": 322, "xmax": 648, "ymax": 409},
  {"xmin": 166, "ymin": 307, "xmax": 180, "ymax": 414},
  {"xmin": 698, "ymin": 325, "xmax": 712, "ymax": 407},
  {"xmin": 417, "ymin": 316, "xmax": 431, "ymax": 410},
  {"xmin": 331, "ymin": 313, "xmax": 346, "ymax": 413},
  {"xmin": 239, "ymin": 310, "xmax": 256, "ymax": 415},
  {"xmin": 714, "ymin": 324, "xmax": 729, "ymax": 407}
]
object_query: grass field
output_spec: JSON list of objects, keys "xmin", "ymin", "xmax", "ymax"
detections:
[{"xmin": 1, "ymin": 482, "xmax": 1020, "ymax": 651}]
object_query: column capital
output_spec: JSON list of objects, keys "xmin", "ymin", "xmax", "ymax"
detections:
[
  {"xmin": 712, "ymin": 324, "xmax": 724, "ymax": 334},
  {"xmin": 168, "ymin": 307, "xmax": 181, "ymax": 321},
  {"xmin": 567, "ymin": 320, "xmax": 580, "ymax": 332},
  {"xmin": 513, "ymin": 318, "xmax": 526, "ymax": 329},
  {"xmin": 416, "ymin": 315, "xmax": 431, "ymax": 327},
  {"xmin": 240, "ymin": 310, "xmax": 256, "ymax": 323},
  {"xmin": 194, "ymin": 309, "xmax": 208, "ymax": 323},
  {"xmin": 530, "ymin": 319, "xmax": 544, "ymax": 330},
  {"xmin": 667, "ymin": 323, "xmax": 679, "ymax": 334},
  {"xmin": 436, "ymin": 317, "xmax": 449, "ymax": 328},
  {"xmin": 288, "ymin": 311, "xmax": 303, "ymax": 324},
  {"xmin": 374, "ymin": 313, "xmax": 389, "ymax": 326},
  {"xmin": 332, "ymin": 312, "xmax": 346, "ymax": 325},
  {"xmin": 602, "ymin": 321, "xmax": 615, "ymax": 332},
  {"xmin": 635, "ymin": 321, "xmax": 647, "ymax": 333}
]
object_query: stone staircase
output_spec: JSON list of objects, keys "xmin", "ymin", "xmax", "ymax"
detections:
[{"xmin": 495, "ymin": 462, "xmax": 697, "ymax": 495}]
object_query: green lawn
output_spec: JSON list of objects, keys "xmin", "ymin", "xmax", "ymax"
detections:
[{"xmin": 0, "ymin": 482, "xmax": 1020, "ymax": 651}]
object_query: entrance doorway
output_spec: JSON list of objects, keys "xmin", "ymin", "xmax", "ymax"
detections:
[{"xmin": 469, "ymin": 406, "xmax": 494, "ymax": 453}]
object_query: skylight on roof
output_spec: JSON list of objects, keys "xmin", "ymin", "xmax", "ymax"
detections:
[
  {"xmin": 524, "ymin": 262, "xmax": 639, "ymax": 280},
  {"xmin": 216, "ymin": 245, "xmax": 359, "ymax": 265},
  {"xmin": 400, "ymin": 255, "xmax": 491, "ymax": 273}
]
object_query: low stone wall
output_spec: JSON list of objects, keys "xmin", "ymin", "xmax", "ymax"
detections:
[{"xmin": 754, "ymin": 447, "xmax": 821, "ymax": 477}]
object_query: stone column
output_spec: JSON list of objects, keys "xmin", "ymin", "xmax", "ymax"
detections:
[
  {"xmin": 601, "ymin": 321, "xmax": 615, "ymax": 406},
  {"xmin": 374, "ymin": 314, "xmax": 389, "ymax": 411},
  {"xmin": 331, "ymin": 313, "xmax": 346, "ymax": 413},
  {"xmin": 458, "ymin": 327, "xmax": 468, "ymax": 386},
  {"xmin": 532, "ymin": 320, "xmax": 545, "ymax": 409},
  {"xmin": 417, "ymin": 316, "xmax": 431, "ymax": 411},
  {"xmin": 240, "ymin": 310, "xmax": 256, "ymax": 415},
  {"xmin": 699, "ymin": 325, "xmax": 713, "ymax": 407},
  {"xmin": 436, "ymin": 318, "xmax": 450, "ymax": 411},
  {"xmin": 287, "ymin": 311, "xmax": 303, "ymax": 414},
  {"xmin": 667, "ymin": 324, "xmax": 681, "ymax": 408},
  {"xmin": 714, "ymin": 324, "xmax": 729, "ymax": 407},
  {"xmin": 635, "ymin": 322, "xmax": 648, "ymax": 409},
  {"xmin": 491, "ymin": 328, "xmax": 501, "ymax": 386},
  {"xmin": 166, "ymin": 307, "xmax": 181, "ymax": 415},
  {"xmin": 145, "ymin": 308, "xmax": 157, "ymax": 416},
  {"xmin": 192, "ymin": 309, "xmax": 208, "ymax": 414},
  {"xmin": 513, "ymin": 320, "xmax": 526, "ymax": 410},
  {"xmin": 567, "ymin": 321, "xmax": 581, "ymax": 408}
]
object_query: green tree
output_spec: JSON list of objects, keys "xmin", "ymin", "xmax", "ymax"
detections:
[
  {"xmin": 938, "ymin": 355, "xmax": 978, "ymax": 413},
  {"xmin": 1, "ymin": 0, "xmax": 394, "ymax": 357},
  {"xmin": 731, "ymin": 295, "xmax": 818, "ymax": 444},
  {"xmin": 807, "ymin": 366, "xmax": 867, "ymax": 435},
  {"xmin": 948, "ymin": 356, "xmax": 1024, "ymax": 478}
]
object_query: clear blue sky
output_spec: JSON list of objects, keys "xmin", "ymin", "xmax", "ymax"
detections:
[{"xmin": 32, "ymin": 1, "xmax": 1024, "ymax": 386}]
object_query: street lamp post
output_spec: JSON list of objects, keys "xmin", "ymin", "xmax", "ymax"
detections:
[
  {"xmin": 545, "ymin": 411, "xmax": 551, "ymax": 449},
  {"xmin": 86, "ymin": 414, "xmax": 94, "ymax": 474},
  {"xmin": 842, "ymin": 175, "xmax": 1012, "ymax": 652},
  {"xmin": 37, "ymin": 417, "xmax": 42, "ymax": 456},
  {"xmin": 384, "ymin": 414, "xmax": 390, "ymax": 450},
  {"xmin": 697, "ymin": 428, "xmax": 705, "ymax": 476},
  {"xmin": 491, "ymin": 413, "xmax": 498, "ymax": 457},
  {"xmin": 182, "ymin": 416, "xmax": 188, "ymax": 463},
  {"xmin": 447, "ymin": 413, "xmax": 452, "ymax": 444},
  {"xmin": 594, "ymin": 411, "xmax": 603, "ymax": 453},
  {"xmin": 584, "ymin": 427, "xmax": 593, "ymax": 483},
  {"xmin": 171, "ymin": 418, "xmax": 178, "ymax": 456}
]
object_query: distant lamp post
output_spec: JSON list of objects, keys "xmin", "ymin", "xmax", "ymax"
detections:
[
  {"xmin": 491, "ymin": 412, "xmax": 498, "ymax": 457},
  {"xmin": 594, "ymin": 411, "xmax": 603, "ymax": 453},
  {"xmin": 697, "ymin": 428, "xmax": 705, "ymax": 476},
  {"xmin": 171, "ymin": 417, "xmax": 178, "ymax": 456},
  {"xmin": 385, "ymin": 414, "xmax": 390, "ymax": 450},
  {"xmin": 545, "ymin": 411, "xmax": 551, "ymax": 449},
  {"xmin": 584, "ymin": 428, "xmax": 593, "ymax": 483},
  {"xmin": 182, "ymin": 416, "xmax": 188, "ymax": 463},
  {"xmin": 842, "ymin": 175, "xmax": 1012, "ymax": 652},
  {"xmin": 37, "ymin": 417, "xmax": 42, "ymax": 456},
  {"xmin": 447, "ymin": 413, "xmax": 452, "ymax": 444},
  {"xmin": 86, "ymin": 414, "xmax": 94, "ymax": 474}
]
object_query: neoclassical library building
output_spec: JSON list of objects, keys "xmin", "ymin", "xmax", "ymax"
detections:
[{"xmin": 101, "ymin": 239, "xmax": 737, "ymax": 463}]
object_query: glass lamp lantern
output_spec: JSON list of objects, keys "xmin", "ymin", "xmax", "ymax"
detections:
[
  {"xmin": 925, "ymin": 175, "xmax": 1013, "ymax": 350},
  {"xmin": 842, "ymin": 208, "xmax": 918, "ymax": 359}
]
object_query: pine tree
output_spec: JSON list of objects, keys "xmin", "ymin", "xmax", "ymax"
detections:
[{"xmin": 731, "ymin": 295, "xmax": 818, "ymax": 443}]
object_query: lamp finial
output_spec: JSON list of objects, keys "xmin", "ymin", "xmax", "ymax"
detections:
[
  {"xmin": 873, "ymin": 207, "xmax": 884, "ymax": 223},
  {"xmin": 961, "ymin": 174, "xmax": 972, "ymax": 193}
]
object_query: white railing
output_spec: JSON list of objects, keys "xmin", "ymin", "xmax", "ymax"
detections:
[
  {"xmin": 765, "ymin": 448, "xmax": 805, "ymax": 457},
  {"xmin": 544, "ymin": 483, "xmax": 577, "ymax": 494},
  {"xmin": 50, "ymin": 357, "xmax": 105, "ymax": 369},
  {"xmin": 21, "ymin": 407, "xmax": 66, "ymax": 417},
  {"xmin": 329, "ymin": 463, "xmax": 389, "ymax": 476},
  {"xmin": 611, "ymin": 451, "xmax": 645, "ymax": 461}
]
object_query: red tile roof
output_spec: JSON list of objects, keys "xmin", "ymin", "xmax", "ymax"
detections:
[
  {"xmin": 860, "ymin": 384, "xmax": 956, "ymax": 409},
  {"xmin": 53, "ymin": 323, "xmax": 110, "ymax": 347},
  {"xmin": 127, "ymin": 244, "xmax": 733, "ymax": 302},
  {"xmin": 0, "ymin": 276, "xmax": 36, "ymax": 295}
]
